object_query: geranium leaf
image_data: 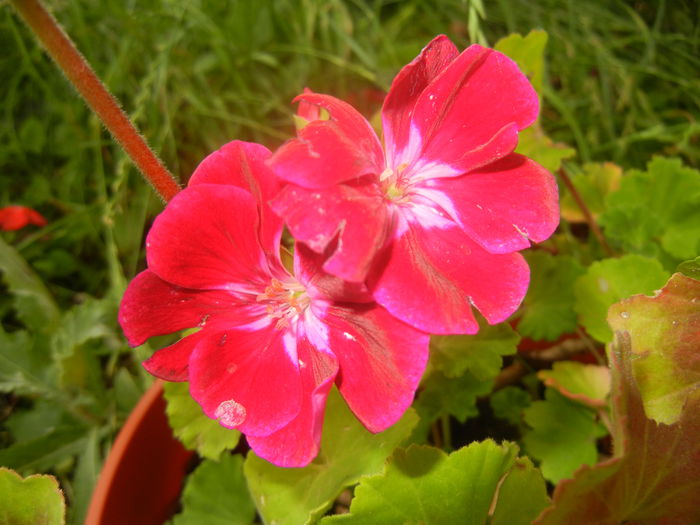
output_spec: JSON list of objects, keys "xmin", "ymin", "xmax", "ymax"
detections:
[
  {"xmin": 600, "ymin": 157, "xmax": 700, "ymax": 265},
  {"xmin": 560, "ymin": 162, "xmax": 622, "ymax": 223},
  {"xmin": 243, "ymin": 388, "xmax": 417, "ymax": 525},
  {"xmin": 538, "ymin": 362, "xmax": 610, "ymax": 409},
  {"xmin": 677, "ymin": 256, "xmax": 700, "ymax": 280},
  {"xmin": 535, "ymin": 273, "xmax": 700, "ymax": 524},
  {"xmin": 490, "ymin": 386, "xmax": 532, "ymax": 425},
  {"xmin": 516, "ymin": 126, "xmax": 576, "ymax": 173},
  {"xmin": 519, "ymin": 252, "xmax": 585, "ymax": 341},
  {"xmin": 0, "ymin": 236, "xmax": 60, "ymax": 333},
  {"xmin": 573, "ymin": 254, "xmax": 669, "ymax": 342},
  {"xmin": 0, "ymin": 426, "xmax": 88, "ymax": 473},
  {"xmin": 430, "ymin": 318, "xmax": 520, "ymax": 380},
  {"xmin": 491, "ymin": 456, "xmax": 551, "ymax": 525},
  {"xmin": 607, "ymin": 273, "xmax": 700, "ymax": 424},
  {"xmin": 163, "ymin": 381, "xmax": 240, "ymax": 460},
  {"xmin": 0, "ymin": 328, "xmax": 57, "ymax": 396},
  {"xmin": 172, "ymin": 454, "xmax": 255, "ymax": 525},
  {"xmin": 0, "ymin": 468, "xmax": 65, "ymax": 525},
  {"xmin": 322, "ymin": 441, "xmax": 548, "ymax": 525},
  {"xmin": 523, "ymin": 389, "xmax": 607, "ymax": 483}
]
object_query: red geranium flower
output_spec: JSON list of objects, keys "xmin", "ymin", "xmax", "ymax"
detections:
[
  {"xmin": 118, "ymin": 141, "xmax": 428, "ymax": 467},
  {"xmin": 0, "ymin": 205, "xmax": 47, "ymax": 231},
  {"xmin": 270, "ymin": 36, "xmax": 559, "ymax": 335}
]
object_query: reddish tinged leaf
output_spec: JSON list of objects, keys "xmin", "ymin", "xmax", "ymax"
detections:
[
  {"xmin": 0, "ymin": 205, "xmax": 47, "ymax": 231},
  {"xmin": 535, "ymin": 273, "xmax": 700, "ymax": 524},
  {"xmin": 608, "ymin": 273, "xmax": 700, "ymax": 424},
  {"xmin": 538, "ymin": 362, "xmax": 610, "ymax": 409}
]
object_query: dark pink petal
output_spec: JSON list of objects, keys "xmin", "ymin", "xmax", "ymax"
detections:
[
  {"xmin": 146, "ymin": 184, "xmax": 274, "ymax": 291},
  {"xmin": 382, "ymin": 35, "xmax": 459, "ymax": 165},
  {"xmin": 118, "ymin": 269, "xmax": 241, "ymax": 346},
  {"xmin": 141, "ymin": 330, "xmax": 208, "ymax": 381},
  {"xmin": 270, "ymin": 93, "xmax": 384, "ymax": 189},
  {"xmin": 189, "ymin": 325, "xmax": 302, "ymax": 437},
  {"xmin": 409, "ymin": 45, "xmax": 539, "ymax": 173},
  {"xmin": 424, "ymin": 154, "xmax": 559, "ymax": 254},
  {"xmin": 319, "ymin": 303, "xmax": 429, "ymax": 432},
  {"xmin": 370, "ymin": 224, "xmax": 530, "ymax": 334},
  {"xmin": 247, "ymin": 339, "xmax": 338, "ymax": 467},
  {"xmin": 270, "ymin": 182, "xmax": 389, "ymax": 282},
  {"xmin": 188, "ymin": 140, "xmax": 282, "ymax": 256},
  {"xmin": 296, "ymin": 87, "xmax": 321, "ymax": 122},
  {"xmin": 294, "ymin": 244, "xmax": 374, "ymax": 304}
]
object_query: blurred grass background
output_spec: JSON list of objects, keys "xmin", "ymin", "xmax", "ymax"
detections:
[{"xmin": 0, "ymin": 0, "xmax": 698, "ymax": 522}]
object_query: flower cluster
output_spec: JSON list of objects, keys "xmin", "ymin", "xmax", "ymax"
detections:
[{"xmin": 119, "ymin": 35, "xmax": 558, "ymax": 467}]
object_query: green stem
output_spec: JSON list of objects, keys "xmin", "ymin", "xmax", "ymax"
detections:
[{"xmin": 9, "ymin": 0, "xmax": 181, "ymax": 202}]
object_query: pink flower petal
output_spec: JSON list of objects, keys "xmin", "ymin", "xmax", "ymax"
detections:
[
  {"xmin": 146, "ymin": 184, "xmax": 276, "ymax": 291},
  {"xmin": 141, "ymin": 330, "xmax": 207, "ymax": 381},
  {"xmin": 270, "ymin": 93, "xmax": 384, "ymax": 189},
  {"xmin": 118, "ymin": 269, "xmax": 240, "ymax": 346},
  {"xmin": 188, "ymin": 140, "xmax": 282, "ymax": 257},
  {"xmin": 424, "ymin": 154, "xmax": 559, "ymax": 254},
  {"xmin": 409, "ymin": 44, "xmax": 539, "ymax": 173},
  {"xmin": 247, "ymin": 338, "xmax": 338, "ymax": 467},
  {"xmin": 189, "ymin": 325, "xmax": 303, "ymax": 437},
  {"xmin": 382, "ymin": 35, "xmax": 459, "ymax": 166},
  {"xmin": 270, "ymin": 182, "xmax": 389, "ymax": 282},
  {"xmin": 370, "ymin": 224, "xmax": 530, "ymax": 334},
  {"xmin": 320, "ymin": 304, "xmax": 429, "ymax": 432}
]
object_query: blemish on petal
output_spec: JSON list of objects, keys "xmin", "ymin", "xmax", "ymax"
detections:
[
  {"xmin": 343, "ymin": 331, "xmax": 357, "ymax": 341},
  {"xmin": 215, "ymin": 399, "xmax": 246, "ymax": 427},
  {"xmin": 226, "ymin": 363, "xmax": 238, "ymax": 374},
  {"xmin": 218, "ymin": 333, "xmax": 228, "ymax": 346}
]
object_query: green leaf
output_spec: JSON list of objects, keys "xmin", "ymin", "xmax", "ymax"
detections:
[
  {"xmin": 516, "ymin": 126, "xmax": 576, "ymax": 174},
  {"xmin": 163, "ymin": 381, "xmax": 241, "ymax": 461},
  {"xmin": 519, "ymin": 252, "xmax": 585, "ymax": 341},
  {"xmin": 430, "ymin": 319, "xmax": 520, "ymax": 381},
  {"xmin": 677, "ymin": 256, "xmax": 700, "ymax": 280},
  {"xmin": 244, "ymin": 388, "xmax": 417, "ymax": 525},
  {"xmin": 491, "ymin": 456, "xmax": 550, "ymax": 525},
  {"xmin": 535, "ymin": 274, "xmax": 700, "ymax": 524},
  {"xmin": 490, "ymin": 386, "xmax": 532, "ymax": 426},
  {"xmin": 0, "ymin": 236, "xmax": 60, "ymax": 332},
  {"xmin": 322, "ymin": 441, "xmax": 547, "ymax": 525},
  {"xmin": 573, "ymin": 254, "xmax": 669, "ymax": 342},
  {"xmin": 172, "ymin": 454, "xmax": 255, "ymax": 525},
  {"xmin": 0, "ymin": 328, "xmax": 58, "ymax": 396},
  {"xmin": 70, "ymin": 428, "xmax": 101, "ymax": 525},
  {"xmin": 560, "ymin": 162, "xmax": 622, "ymax": 223},
  {"xmin": 523, "ymin": 389, "xmax": 606, "ymax": 483},
  {"xmin": 0, "ymin": 426, "xmax": 88, "ymax": 474},
  {"xmin": 538, "ymin": 362, "xmax": 610, "ymax": 409},
  {"xmin": 600, "ymin": 157, "xmax": 700, "ymax": 265},
  {"xmin": 607, "ymin": 273, "xmax": 700, "ymax": 424},
  {"xmin": 0, "ymin": 468, "xmax": 65, "ymax": 525}
]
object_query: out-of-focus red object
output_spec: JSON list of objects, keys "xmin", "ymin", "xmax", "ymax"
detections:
[
  {"xmin": 0, "ymin": 205, "xmax": 47, "ymax": 231},
  {"xmin": 85, "ymin": 380, "xmax": 194, "ymax": 525}
]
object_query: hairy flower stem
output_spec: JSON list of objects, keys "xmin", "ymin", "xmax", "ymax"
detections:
[
  {"xmin": 10, "ymin": 0, "xmax": 181, "ymax": 202},
  {"xmin": 558, "ymin": 167, "xmax": 614, "ymax": 257}
]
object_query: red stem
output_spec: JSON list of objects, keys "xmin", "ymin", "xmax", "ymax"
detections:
[{"xmin": 10, "ymin": 0, "xmax": 181, "ymax": 202}]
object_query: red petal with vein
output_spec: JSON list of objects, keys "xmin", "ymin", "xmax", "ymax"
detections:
[
  {"xmin": 118, "ymin": 269, "xmax": 240, "ymax": 346},
  {"xmin": 141, "ymin": 330, "xmax": 208, "ymax": 381},
  {"xmin": 427, "ymin": 154, "xmax": 559, "ymax": 254},
  {"xmin": 188, "ymin": 140, "xmax": 282, "ymax": 256},
  {"xmin": 411, "ymin": 44, "xmax": 539, "ymax": 172},
  {"xmin": 371, "ymin": 225, "xmax": 529, "ymax": 334},
  {"xmin": 382, "ymin": 35, "xmax": 458, "ymax": 164},
  {"xmin": 146, "ymin": 184, "xmax": 272, "ymax": 291},
  {"xmin": 247, "ymin": 338, "xmax": 338, "ymax": 467},
  {"xmin": 189, "ymin": 325, "xmax": 302, "ymax": 437},
  {"xmin": 270, "ymin": 182, "xmax": 389, "ymax": 282},
  {"xmin": 321, "ymin": 304, "xmax": 429, "ymax": 432},
  {"xmin": 295, "ymin": 243, "xmax": 374, "ymax": 304},
  {"xmin": 271, "ymin": 122, "xmax": 381, "ymax": 189}
]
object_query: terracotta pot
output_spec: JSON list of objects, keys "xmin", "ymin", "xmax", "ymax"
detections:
[{"xmin": 86, "ymin": 380, "xmax": 194, "ymax": 525}]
